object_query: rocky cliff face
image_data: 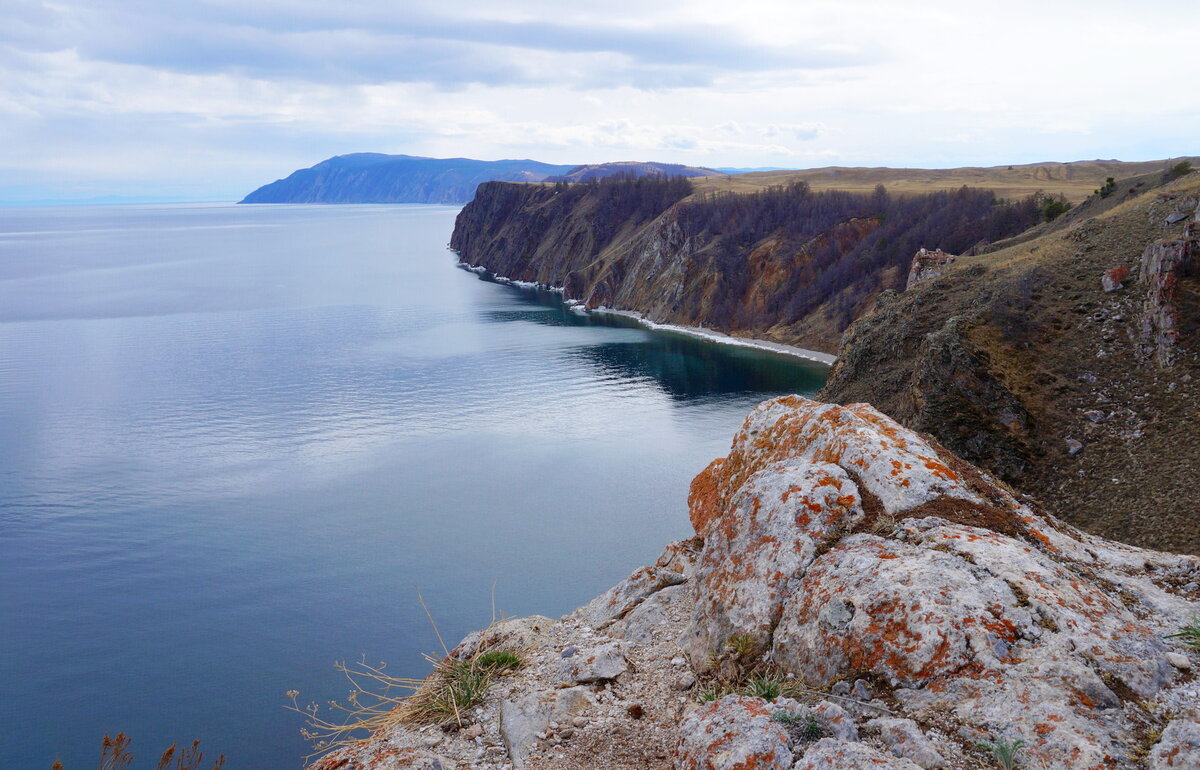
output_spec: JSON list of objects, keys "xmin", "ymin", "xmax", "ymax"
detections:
[
  {"xmin": 312, "ymin": 397, "xmax": 1200, "ymax": 770},
  {"xmin": 821, "ymin": 173, "xmax": 1200, "ymax": 554},
  {"xmin": 452, "ymin": 179, "xmax": 1044, "ymax": 353}
]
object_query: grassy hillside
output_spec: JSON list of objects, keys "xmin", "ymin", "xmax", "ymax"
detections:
[
  {"xmin": 821, "ymin": 166, "xmax": 1200, "ymax": 552},
  {"xmin": 696, "ymin": 158, "xmax": 1199, "ymax": 203}
]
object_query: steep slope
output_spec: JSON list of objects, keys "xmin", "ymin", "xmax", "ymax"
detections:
[
  {"xmin": 821, "ymin": 169, "xmax": 1200, "ymax": 553},
  {"xmin": 451, "ymin": 177, "xmax": 1045, "ymax": 353},
  {"xmin": 311, "ymin": 397, "xmax": 1200, "ymax": 770},
  {"xmin": 548, "ymin": 161, "xmax": 720, "ymax": 182},
  {"xmin": 239, "ymin": 153, "xmax": 576, "ymax": 204}
]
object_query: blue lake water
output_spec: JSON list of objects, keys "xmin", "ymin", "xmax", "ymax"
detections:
[{"xmin": 0, "ymin": 203, "xmax": 827, "ymax": 769}]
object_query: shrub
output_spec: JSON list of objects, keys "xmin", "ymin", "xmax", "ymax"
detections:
[
  {"xmin": 1169, "ymin": 161, "xmax": 1193, "ymax": 179},
  {"xmin": 976, "ymin": 736, "xmax": 1026, "ymax": 769},
  {"xmin": 1099, "ymin": 177, "xmax": 1117, "ymax": 198}
]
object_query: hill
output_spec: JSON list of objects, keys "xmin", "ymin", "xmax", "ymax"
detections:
[
  {"xmin": 696, "ymin": 158, "xmax": 1198, "ymax": 202},
  {"xmin": 821, "ymin": 164, "xmax": 1200, "ymax": 553},
  {"xmin": 548, "ymin": 161, "xmax": 719, "ymax": 183},
  {"xmin": 239, "ymin": 153, "xmax": 577, "ymax": 204}
]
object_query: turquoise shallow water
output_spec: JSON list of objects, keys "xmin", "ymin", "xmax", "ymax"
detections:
[{"xmin": 0, "ymin": 203, "xmax": 827, "ymax": 769}]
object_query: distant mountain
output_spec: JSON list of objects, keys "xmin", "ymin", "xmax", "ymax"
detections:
[
  {"xmin": 547, "ymin": 161, "xmax": 720, "ymax": 183},
  {"xmin": 239, "ymin": 154, "xmax": 577, "ymax": 204}
]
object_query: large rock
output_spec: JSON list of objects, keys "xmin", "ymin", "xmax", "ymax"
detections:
[
  {"xmin": 556, "ymin": 640, "xmax": 628, "ymax": 683},
  {"xmin": 571, "ymin": 565, "xmax": 686, "ymax": 629},
  {"xmin": 498, "ymin": 686, "xmax": 595, "ymax": 769},
  {"xmin": 865, "ymin": 717, "xmax": 946, "ymax": 768},
  {"xmin": 905, "ymin": 248, "xmax": 956, "ymax": 290},
  {"xmin": 450, "ymin": 615, "xmax": 554, "ymax": 659},
  {"xmin": 681, "ymin": 396, "xmax": 1200, "ymax": 769},
  {"xmin": 1150, "ymin": 716, "xmax": 1200, "ymax": 768},
  {"xmin": 794, "ymin": 738, "xmax": 922, "ymax": 769},
  {"xmin": 675, "ymin": 695, "xmax": 793, "ymax": 770}
]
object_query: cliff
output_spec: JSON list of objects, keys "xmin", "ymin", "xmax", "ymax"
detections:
[
  {"xmin": 310, "ymin": 396, "xmax": 1200, "ymax": 770},
  {"xmin": 239, "ymin": 154, "xmax": 576, "ymax": 204},
  {"xmin": 821, "ymin": 169, "xmax": 1200, "ymax": 554},
  {"xmin": 451, "ymin": 177, "xmax": 1045, "ymax": 353}
]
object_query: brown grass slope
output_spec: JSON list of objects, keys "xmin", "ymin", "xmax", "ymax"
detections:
[
  {"xmin": 820, "ymin": 169, "xmax": 1200, "ymax": 554},
  {"xmin": 696, "ymin": 157, "xmax": 1199, "ymax": 203}
]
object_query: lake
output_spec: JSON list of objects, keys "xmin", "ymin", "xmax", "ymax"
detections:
[{"xmin": 0, "ymin": 203, "xmax": 827, "ymax": 769}]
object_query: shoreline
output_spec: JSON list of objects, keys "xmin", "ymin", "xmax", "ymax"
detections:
[{"xmin": 455, "ymin": 260, "xmax": 836, "ymax": 366}]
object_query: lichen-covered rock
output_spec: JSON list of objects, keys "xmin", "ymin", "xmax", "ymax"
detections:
[
  {"xmin": 794, "ymin": 738, "xmax": 922, "ymax": 769},
  {"xmin": 682, "ymin": 396, "xmax": 1200, "ymax": 769},
  {"xmin": 610, "ymin": 583, "xmax": 687, "ymax": 645},
  {"xmin": 906, "ymin": 248, "xmax": 956, "ymax": 290},
  {"xmin": 675, "ymin": 695, "xmax": 792, "ymax": 770},
  {"xmin": 571, "ymin": 565, "xmax": 686, "ymax": 628},
  {"xmin": 499, "ymin": 686, "xmax": 596, "ymax": 769},
  {"xmin": 682, "ymin": 458, "xmax": 864, "ymax": 663},
  {"xmin": 1149, "ymin": 715, "xmax": 1200, "ymax": 768},
  {"xmin": 865, "ymin": 718, "xmax": 945, "ymax": 768},
  {"xmin": 556, "ymin": 640, "xmax": 628, "ymax": 683}
]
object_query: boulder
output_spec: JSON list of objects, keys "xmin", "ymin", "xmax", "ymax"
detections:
[
  {"xmin": 675, "ymin": 695, "xmax": 793, "ymax": 770},
  {"xmin": 451, "ymin": 615, "xmax": 554, "ymax": 659},
  {"xmin": 555, "ymin": 640, "xmax": 628, "ymax": 684},
  {"xmin": 571, "ymin": 565, "xmax": 685, "ymax": 628},
  {"xmin": 610, "ymin": 583, "xmax": 687, "ymax": 645},
  {"xmin": 1149, "ymin": 716, "xmax": 1200, "ymax": 768},
  {"xmin": 794, "ymin": 738, "xmax": 922, "ymax": 769},
  {"xmin": 906, "ymin": 248, "xmax": 957, "ymax": 290},
  {"xmin": 498, "ymin": 686, "xmax": 595, "ymax": 769},
  {"xmin": 865, "ymin": 717, "xmax": 946, "ymax": 768},
  {"xmin": 680, "ymin": 396, "xmax": 1199, "ymax": 769}
]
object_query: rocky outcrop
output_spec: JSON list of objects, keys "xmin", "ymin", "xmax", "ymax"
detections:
[
  {"xmin": 1138, "ymin": 198, "xmax": 1199, "ymax": 366},
  {"xmin": 313, "ymin": 396, "xmax": 1199, "ymax": 770},
  {"xmin": 905, "ymin": 248, "xmax": 956, "ymax": 290}
]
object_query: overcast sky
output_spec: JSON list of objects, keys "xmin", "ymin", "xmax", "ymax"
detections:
[{"xmin": 2, "ymin": 0, "xmax": 1197, "ymax": 201}]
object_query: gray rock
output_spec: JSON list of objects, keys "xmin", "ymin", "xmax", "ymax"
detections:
[
  {"xmin": 812, "ymin": 700, "xmax": 859, "ymax": 742},
  {"xmin": 451, "ymin": 615, "xmax": 554, "ymax": 659},
  {"xmin": 1166, "ymin": 652, "xmax": 1192, "ymax": 670},
  {"xmin": 1167, "ymin": 211, "xmax": 1190, "ymax": 224},
  {"xmin": 609, "ymin": 583, "xmax": 686, "ymax": 645},
  {"xmin": 571, "ymin": 566, "xmax": 685, "ymax": 628},
  {"xmin": 1149, "ymin": 716, "xmax": 1200, "ymax": 768},
  {"xmin": 676, "ymin": 695, "xmax": 793, "ymax": 769},
  {"xmin": 1066, "ymin": 438, "xmax": 1084, "ymax": 455},
  {"xmin": 795, "ymin": 738, "xmax": 923, "ymax": 769},
  {"xmin": 556, "ymin": 640, "xmax": 628, "ymax": 683},
  {"xmin": 866, "ymin": 717, "xmax": 946, "ymax": 768},
  {"xmin": 499, "ymin": 686, "xmax": 595, "ymax": 769}
]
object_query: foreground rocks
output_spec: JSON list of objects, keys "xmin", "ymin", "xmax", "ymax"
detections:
[{"xmin": 312, "ymin": 396, "xmax": 1199, "ymax": 770}]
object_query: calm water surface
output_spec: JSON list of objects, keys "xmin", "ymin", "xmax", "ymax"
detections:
[{"xmin": 0, "ymin": 203, "xmax": 827, "ymax": 769}]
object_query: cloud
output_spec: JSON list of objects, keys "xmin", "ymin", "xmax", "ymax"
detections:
[{"xmin": 8, "ymin": 1, "xmax": 879, "ymax": 89}]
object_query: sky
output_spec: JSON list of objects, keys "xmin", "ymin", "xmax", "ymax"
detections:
[{"xmin": 2, "ymin": 0, "xmax": 1197, "ymax": 202}]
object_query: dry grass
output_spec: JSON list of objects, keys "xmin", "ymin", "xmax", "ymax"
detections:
[
  {"xmin": 693, "ymin": 158, "xmax": 1198, "ymax": 203},
  {"xmin": 51, "ymin": 734, "xmax": 225, "ymax": 770},
  {"xmin": 287, "ymin": 644, "xmax": 524, "ymax": 760}
]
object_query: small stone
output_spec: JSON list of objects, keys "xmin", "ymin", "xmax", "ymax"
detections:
[
  {"xmin": 1167, "ymin": 652, "xmax": 1193, "ymax": 670},
  {"xmin": 548, "ymin": 721, "xmax": 559, "ymax": 730},
  {"xmin": 1083, "ymin": 409, "xmax": 1106, "ymax": 422},
  {"xmin": 1066, "ymin": 438, "xmax": 1084, "ymax": 455},
  {"xmin": 676, "ymin": 673, "xmax": 697, "ymax": 690},
  {"xmin": 670, "ymin": 656, "xmax": 687, "ymax": 667},
  {"xmin": 560, "ymin": 646, "xmax": 577, "ymax": 658},
  {"xmin": 831, "ymin": 681, "xmax": 851, "ymax": 697},
  {"xmin": 535, "ymin": 731, "xmax": 547, "ymax": 741},
  {"xmin": 572, "ymin": 717, "xmax": 588, "ymax": 728},
  {"xmin": 853, "ymin": 678, "xmax": 874, "ymax": 701},
  {"xmin": 463, "ymin": 724, "xmax": 484, "ymax": 740},
  {"xmin": 421, "ymin": 734, "xmax": 443, "ymax": 748}
]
